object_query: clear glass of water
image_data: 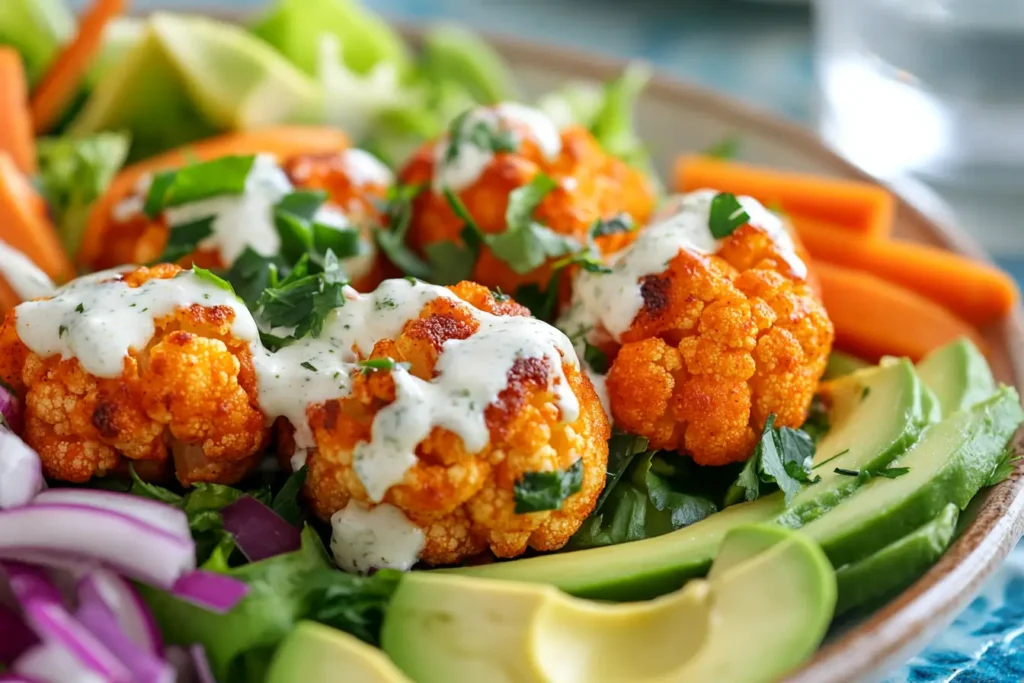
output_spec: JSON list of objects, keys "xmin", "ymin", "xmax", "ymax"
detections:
[{"xmin": 814, "ymin": 0, "xmax": 1024, "ymax": 191}]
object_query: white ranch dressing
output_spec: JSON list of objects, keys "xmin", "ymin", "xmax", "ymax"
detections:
[
  {"xmin": 339, "ymin": 148, "xmax": 394, "ymax": 188},
  {"xmin": 559, "ymin": 190, "xmax": 808, "ymax": 346},
  {"xmin": 14, "ymin": 270, "xmax": 257, "ymax": 379},
  {"xmin": 329, "ymin": 502, "xmax": 425, "ymax": 574},
  {"xmin": 432, "ymin": 103, "xmax": 563, "ymax": 192},
  {"xmin": 0, "ymin": 241, "xmax": 55, "ymax": 301},
  {"xmin": 164, "ymin": 154, "xmax": 293, "ymax": 265}
]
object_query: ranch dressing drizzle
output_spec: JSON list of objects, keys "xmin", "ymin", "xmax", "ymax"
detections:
[
  {"xmin": 14, "ymin": 270, "xmax": 257, "ymax": 378},
  {"xmin": 432, "ymin": 103, "xmax": 563, "ymax": 193},
  {"xmin": 559, "ymin": 190, "xmax": 808, "ymax": 347},
  {"xmin": 329, "ymin": 501, "xmax": 425, "ymax": 574},
  {"xmin": 0, "ymin": 241, "xmax": 55, "ymax": 301},
  {"xmin": 345, "ymin": 280, "xmax": 580, "ymax": 502},
  {"xmin": 339, "ymin": 148, "xmax": 395, "ymax": 188}
]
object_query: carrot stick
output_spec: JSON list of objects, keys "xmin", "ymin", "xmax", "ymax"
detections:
[
  {"xmin": 815, "ymin": 261, "xmax": 984, "ymax": 362},
  {"xmin": 78, "ymin": 126, "xmax": 350, "ymax": 267},
  {"xmin": 675, "ymin": 155, "xmax": 895, "ymax": 239},
  {"xmin": 0, "ymin": 153, "xmax": 75, "ymax": 282},
  {"xmin": 0, "ymin": 49, "xmax": 37, "ymax": 176},
  {"xmin": 30, "ymin": 0, "xmax": 129, "ymax": 134},
  {"xmin": 793, "ymin": 216, "xmax": 1019, "ymax": 326}
]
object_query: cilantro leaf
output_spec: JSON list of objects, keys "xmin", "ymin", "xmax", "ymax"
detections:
[
  {"xmin": 144, "ymin": 155, "xmax": 256, "ymax": 218},
  {"xmin": 274, "ymin": 190, "xmax": 363, "ymax": 268},
  {"xmin": 423, "ymin": 239, "xmax": 477, "ymax": 285},
  {"xmin": 589, "ymin": 213, "xmax": 635, "ymax": 239},
  {"xmin": 486, "ymin": 174, "xmax": 578, "ymax": 274},
  {"xmin": 257, "ymin": 252, "xmax": 348, "ymax": 339},
  {"xmin": 513, "ymin": 269, "xmax": 562, "ymax": 322},
  {"xmin": 725, "ymin": 414, "xmax": 817, "ymax": 505},
  {"xmin": 156, "ymin": 217, "xmax": 215, "ymax": 263},
  {"xmin": 191, "ymin": 266, "xmax": 236, "ymax": 294},
  {"xmin": 708, "ymin": 192, "xmax": 750, "ymax": 239},
  {"xmin": 375, "ymin": 184, "xmax": 433, "ymax": 279},
  {"xmin": 223, "ymin": 248, "xmax": 285, "ymax": 309},
  {"xmin": 514, "ymin": 459, "xmax": 584, "ymax": 513}
]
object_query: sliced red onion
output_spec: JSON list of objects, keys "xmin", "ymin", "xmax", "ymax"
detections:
[
  {"xmin": 0, "ymin": 674, "xmax": 45, "ymax": 682},
  {"xmin": 221, "ymin": 496, "xmax": 301, "ymax": 562},
  {"xmin": 0, "ymin": 603, "xmax": 37, "ymax": 664},
  {"xmin": 170, "ymin": 570, "xmax": 248, "ymax": 614},
  {"xmin": 32, "ymin": 490, "xmax": 189, "ymax": 541},
  {"xmin": 2, "ymin": 563, "xmax": 63, "ymax": 608},
  {"xmin": 0, "ymin": 386, "xmax": 22, "ymax": 434},
  {"xmin": 0, "ymin": 504, "xmax": 195, "ymax": 589},
  {"xmin": 75, "ymin": 599, "xmax": 173, "ymax": 683},
  {"xmin": 0, "ymin": 431, "xmax": 43, "ymax": 510},
  {"xmin": 14, "ymin": 643, "xmax": 111, "ymax": 683},
  {"xmin": 21, "ymin": 601, "xmax": 131, "ymax": 683},
  {"xmin": 77, "ymin": 570, "xmax": 162, "ymax": 654},
  {"xmin": 190, "ymin": 645, "xmax": 216, "ymax": 683}
]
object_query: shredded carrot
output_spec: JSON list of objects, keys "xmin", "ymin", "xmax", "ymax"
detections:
[
  {"xmin": 674, "ymin": 155, "xmax": 895, "ymax": 239},
  {"xmin": 0, "ymin": 49, "xmax": 37, "ymax": 176},
  {"xmin": 30, "ymin": 0, "xmax": 129, "ymax": 134},
  {"xmin": 0, "ymin": 153, "xmax": 75, "ymax": 282},
  {"xmin": 816, "ymin": 261, "xmax": 984, "ymax": 362},
  {"xmin": 793, "ymin": 216, "xmax": 1019, "ymax": 326},
  {"xmin": 78, "ymin": 126, "xmax": 350, "ymax": 267}
]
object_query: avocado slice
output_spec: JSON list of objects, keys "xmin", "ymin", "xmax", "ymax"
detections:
[
  {"xmin": 385, "ymin": 526, "xmax": 834, "ymax": 683},
  {"xmin": 450, "ymin": 359, "xmax": 928, "ymax": 600},
  {"xmin": 833, "ymin": 503, "xmax": 958, "ymax": 615},
  {"xmin": 779, "ymin": 359, "xmax": 930, "ymax": 527},
  {"xmin": 801, "ymin": 386, "xmax": 1023, "ymax": 567},
  {"xmin": 267, "ymin": 621, "xmax": 410, "ymax": 683},
  {"xmin": 917, "ymin": 338, "xmax": 996, "ymax": 417},
  {"xmin": 823, "ymin": 351, "xmax": 870, "ymax": 380},
  {"xmin": 0, "ymin": 0, "xmax": 73, "ymax": 85}
]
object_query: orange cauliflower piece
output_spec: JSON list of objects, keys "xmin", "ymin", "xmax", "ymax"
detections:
[
  {"xmin": 303, "ymin": 281, "xmax": 610, "ymax": 565},
  {"xmin": 568, "ymin": 192, "xmax": 833, "ymax": 466},
  {"xmin": 0, "ymin": 264, "xmax": 268, "ymax": 485},
  {"xmin": 93, "ymin": 149, "xmax": 392, "ymax": 292},
  {"xmin": 399, "ymin": 104, "xmax": 656, "ymax": 294}
]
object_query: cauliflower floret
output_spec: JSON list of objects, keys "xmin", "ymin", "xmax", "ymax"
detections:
[
  {"xmin": 303, "ymin": 281, "xmax": 610, "ymax": 565},
  {"xmin": 94, "ymin": 149, "xmax": 393, "ymax": 292},
  {"xmin": 399, "ymin": 103, "xmax": 656, "ymax": 293},
  {"xmin": 0, "ymin": 264, "xmax": 268, "ymax": 485},
  {"xmin": 564, "ymin": 191, "xmax": 833, "ymax": 466}
]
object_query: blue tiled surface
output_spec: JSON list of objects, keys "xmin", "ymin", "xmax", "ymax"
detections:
[{"xmin": 78, "ymin": 1, "xmax": 1024, "ymax": 680}]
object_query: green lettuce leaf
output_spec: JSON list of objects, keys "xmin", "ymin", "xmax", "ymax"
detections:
[{"xmin": 0, "ymin": 0, "xmax": 73, "ymax": 86}]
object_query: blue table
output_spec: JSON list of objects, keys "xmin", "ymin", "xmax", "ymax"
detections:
[{"xmin": 83, "ymin": 1, "xmax": 1024, "ymax": 679}]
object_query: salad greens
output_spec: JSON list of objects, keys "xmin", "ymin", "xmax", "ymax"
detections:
[
  {"xmin": 513, "ymin": 459, "xmax": 585, "ymax": 513},
  {"xmin": 726, "ymin": 414, "xmax": 818, "ymax": 506}
]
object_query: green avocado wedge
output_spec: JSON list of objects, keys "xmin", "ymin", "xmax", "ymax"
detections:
[
  {"xmin": 802, "ymin": 386, "xmax": 1023, "ymax": 567},
  {"xmin": 778, "ymin": 359, "xmax": 931, "ymax": 527},
  {"xmin": 267, "ymin": 622, "xmax": 410, "ymax": 683},
  {"xmin": 387, "ymin": 526, "xmax": 834, "ymax": 683},
  {"xmin": 823, "ymin": 350, "xmax": 871, "ymax": 380},
  {"xmin": 917, "ymin": 338, "xmax": 996, "ymax": 417},
  {"xmin": 833, "ymin": 503, "xmax": 959, "ymax": 616},
  {"xmin": 449, "ymin": 359, "xmax": 927, "ymax": 600}
]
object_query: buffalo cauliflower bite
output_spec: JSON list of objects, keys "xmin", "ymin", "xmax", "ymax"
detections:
[
  {"xmin": 560, "ymin": 190, "xmax": 833, "ymax": 466},
  {"xmin": 399, "ymin": 103, "xmax": 657, "ymax": 293},
  {"xmin": 95, "ymin": 149, "xmax": 393, "ymax": 291},
  {"xmin": 298, "ymin": 279, "xmax": 610, "ymax": 567},
  {"xmin": 0, "ymin": 264, "xmax": 268, "ymax": 485}
]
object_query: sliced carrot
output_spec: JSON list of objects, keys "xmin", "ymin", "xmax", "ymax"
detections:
[
  {"xmin": 0, "ymin": 49, "xmax": 37, "ymax": 176},
  {"xmin": 78, "ymin": 126, "xmax": 351, "ymax": 267},
  {"xmin": 794, "ymin": 216, "xmax": 1019, "ymax": 326},
  {"xmin": 816, "ymin": 261, "xmax": 984, "ymax": 362},
  {"xmin": 675, "ymin": 155, "xmax": 895, "ymax": 239},
  {"xmin": 0, "ymin": 153, "xmax": 75, "ymax": 282},
  {"xmin": 30, "ymin": 0, "xmax": 129, "ymax": 134}
]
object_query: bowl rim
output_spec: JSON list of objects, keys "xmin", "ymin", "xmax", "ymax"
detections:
[{"xmin": 150, "ymin": 8, "xmax": 1024, "ymax": 680}]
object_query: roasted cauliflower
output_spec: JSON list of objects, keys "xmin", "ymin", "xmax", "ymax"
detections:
[
  {"xmin": 302, "ymin": 279, "xmax": 611, "ymax": 566},
  {"xmin": 0, "ymin": 264, "xmax": 268, "ymax": 485},
  {"xmin": 560, "ymin": 190, "xmax": 833, "ymax": 466},
  {"xmin": 399, "ymin": 103, "xmax": 657, "ymax": 293},
  {"xmin": 93, "ymin": 148, "xmax": 393, "ymax": 292}
]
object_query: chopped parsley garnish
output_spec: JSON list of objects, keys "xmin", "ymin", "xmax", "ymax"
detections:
[
  {"xmin": 708, "ymin": 192, "xmax": 750, "ymax": 239},
  {"xmin": 834, "ymin": 465, "xmax": 911, "ymax": 480},
  {"xmin": 143, "ymin": 155, "xmax": 256, "ymax": 218},
  {"xmin": 375, "ymin": 184, "xmax": 433, "ymax": 280},
  {"xmin": 191, "ymin": 266, "xmax": 236, "ymax": 294},
  {"xmin": 74, "ymin": 303, "xmax": 84, "ymax": 313},
  {"xmin": 274, "ymin": 190, "xmax": 363, "ymax": 269},
  {"xmin": 256, "ymin": 252, "xmax": 348, "ymax": 340},
  {"xmin": 58, "ymin": 324, "xmax": 68, "ymax": 337},
  {"xmin": 156, "ymin": 216, "xmax": 215, "ymax": 264},
  {"xmin": 300, "ymin": 361, "xmax": 317, "ymax": 372},
  {"xmin": 861, "ymin": 386, "xmax": 871, "ymax": 401},
  {"xmin": 357, "ymin": 357, "xmax": 411, "ymax": 375},
  {"xmin": 442, "ymin": 109, "xmax": 518, "ymax": 165},
  {"xmin": 513, "ymin": 459, "xmax": 584, "ymax": 513},
  {"xmin": 726, "ymin": 414, "xmax": 818, "ymax": 505},
  {"xmin": 589, "ymin": 213, "xmax": 635, "ymax": 239},
  {"xmin": 223, "ymin": 247, "xmax": 284, "ymax": 309},
  {"xmin": 487, "ymin": 174, "xmax": 578, "ymax": 274}
]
